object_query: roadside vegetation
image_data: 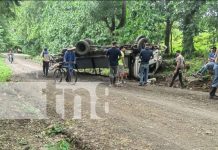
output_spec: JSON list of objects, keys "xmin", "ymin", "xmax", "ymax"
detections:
[
  {"xmin": 0, "ymin": 0, "xmax": 217, "ymax": 82},
  {"xmin": 0, "ymin": 55, "xmax": 12, "ymax": 82},
  {"xmin": 0, "ymin": 1, "xmax": 217, "ymax": 56}
]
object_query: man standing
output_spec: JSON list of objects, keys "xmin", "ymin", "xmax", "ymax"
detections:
[
  {"xmin": 106, "ymin": 42, "xmax": 121, "ymax": 86},
  {"xmin": 8, "ymin": 49, "xmax": 14, "ymax": 63},
  {"xmin": 41, "ymin": 48, "xmax": 50, "ymax": 77},
  {"xmin": 139, "ymin": 44, "xmax": 154, "ymax": 86},
  {"xmin": 64, "ymin": 46, "xmax": 76, "ymax": 82},
  {"xmin": 169, "ymin": 51, "xmax": 185, "ymax": 88}
]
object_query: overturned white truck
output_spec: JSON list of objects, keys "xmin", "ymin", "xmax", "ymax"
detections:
[{"xmin": 75, "ymin": 36, "xmax": 164, "ymax": 78}]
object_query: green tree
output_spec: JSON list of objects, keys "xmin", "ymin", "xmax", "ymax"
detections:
[
  {"xmin": 181, "ymin": 0, "xmax": 206, "ymax": 55},
  {"xmin": 0, "ymin": 0, "xmax": 20, "ymax": 51},
  {"xmin": 3, "ymin": 0, "xmax": 218, "ymax": 57},
  {"xmin": 89, "ymin": 0, "xmax": 126, "ymax": 36}
]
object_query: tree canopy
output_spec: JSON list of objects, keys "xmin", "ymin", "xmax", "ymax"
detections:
[{"xmin": 0, "ymin": 0, "xmax": 217, "ymax": 56}]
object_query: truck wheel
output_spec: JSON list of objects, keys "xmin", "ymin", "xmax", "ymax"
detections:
[
  {"xmin": 76, "ymin": 40, "xmax": 90, "ymax": 55},
  {"xmin": 137, "ymin": 38, "xmax": 148, "ymax": 50},
  {"xmin": 135, "ymin": 35, "xmax": 146, "ymax": 43},
  {"xmin": 84, "ymin": 38, "xmax": 93, "ymax": 45}
]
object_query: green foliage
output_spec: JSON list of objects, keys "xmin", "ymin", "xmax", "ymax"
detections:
[
  {"xmin": 0, "ymin": 0, "xmax": 20, "ymax": 16},
  {"xmin": 0, "ymin": 25, "xmax": 6, "ymax": 50},
  {"xmin": 194, "ymin": 32, "xmax": 212, "ymax": 53},
  {"xmin": 46, "ymin": 124, "xmax": 64, "ymax": 136},
  {"xmin": 45, "ymin": 140, "xmax": 71, "ymax": 150},
  {"xmin": 117, "ymin": 1, "xmax": 165, "ymax": 44},
  {"xmin": 0, "ymin": 56, "xmax": 12, "ymax": 82},
  {"xmin": 31, "ymin": 55, "xmax": 42, "ymax": 64},
  {"xmin": 171, "ymin": 26, "xmax": 183, "ymax": 52},
  {"xmin": 102, "ymin": 68, "xmax": 110, "ymax": 76},
  {"xmin": 186, "ymin": 58, "xmax": 205, "ymax": 76},
  {"xmin": 0, "ymin": 0, "xmax": 217, "ymax": 57}
]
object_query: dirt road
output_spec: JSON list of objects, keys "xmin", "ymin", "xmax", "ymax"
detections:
[{"xmin": 1, "ymin": 54, "xmax": 218, "ymax": 150}]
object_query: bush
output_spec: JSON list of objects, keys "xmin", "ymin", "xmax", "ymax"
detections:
[
  {"xmin": 186, "ymin": 58, "xmax": 205, "ymax": 76},
  {"xmin": 0, "ymin": 56, "xmax": 12, "ymax": 82}
]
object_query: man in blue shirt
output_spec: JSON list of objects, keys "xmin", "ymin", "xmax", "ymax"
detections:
[
  {"xmin": 64, "ymin": 46, "xmax": 76, "ymax": 82},
  {"xmin": 139, "ymin": 44, "xmax": 154, "ymax": 86},
  {"xmin": 106, "ymin": 42, "xmax": 121, "ymax": 86},
  {"xmin": 194, "ymin": 47, "xmax": 216, "ymax": 77}
]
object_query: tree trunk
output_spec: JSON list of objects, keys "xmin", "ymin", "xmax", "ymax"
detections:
[
  {"xmin": 164, "ymin": 16, "xmax": 172, "ymax": 55},
  {"xmin": 170, "ymin": 30, "xmax": 173, "ymax": 54},
  {"xmin": 103, "ymin": 16, "xmax": 115, "ymax": 36},
  {"xmin": 182, "ymin": 0, "xmax": 206, "ymax": 55},
  {"xmin": 182, "ymin": 14, "xmax": 195, "ymax": 55},
  {"xmin": 102, "ymin": 0, "xmax": 126, "ymax": 36},
  {"xmin": 164, "ymin": 0, "xmax": 173, "ymax": 55},
  {"xmin": 117, "ymin": 0, "xmax": 126, "ymax": 29}
]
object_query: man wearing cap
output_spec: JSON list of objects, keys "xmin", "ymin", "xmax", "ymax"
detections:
[
  {"xmin": 64, "ymin": 46, "xmax": 76, "ymax": 82},
  {"xmin": 106, "ymin": 42, "xmax": 121, "ymax": 86},
  {"xmin": 40, "ymin": 48, "xmax": 50, "ymax": 77}
]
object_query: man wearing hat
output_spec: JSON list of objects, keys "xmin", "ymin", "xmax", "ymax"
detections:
[{"xmin": 64, "ymin": 46, "xmax": 76, "ymax": 82}]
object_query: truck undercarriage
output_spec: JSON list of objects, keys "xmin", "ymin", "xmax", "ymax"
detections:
[{"xmin": 51, "ymin": 36, "xmax": 164, "ymax": 79}]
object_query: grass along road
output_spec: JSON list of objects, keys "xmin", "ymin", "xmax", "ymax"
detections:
[{"xmin": 0, "ymin": 55, "xmax": 12, "ymax": 82}]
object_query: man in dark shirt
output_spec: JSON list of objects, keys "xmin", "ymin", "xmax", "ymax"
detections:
[
  {"xmin": 139, "ymin": 44, "xmax": 154, "ymax": 86},
  {"xmin": 106, "ymin": 42, "xmax": 121, "ymax": 86}
]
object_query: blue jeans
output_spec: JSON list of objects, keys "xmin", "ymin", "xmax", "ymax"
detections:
[
  {"xmin": 212, "ymin": 63, "xmax": 218, "ymax": 88},
  {"xmin": 64, "ymin": 63, "xmax": 74, "ymax": 82},
  {"xmin": 139, "ymin": 63, "xmax": 149, "ymax": 85},
  {"xmin": 198, "ymin": 62, "xmax": 214, "ymax": 75},
  {"xmin": 109, "ymin": 66, "xmax": 118, "ymax": 79}
]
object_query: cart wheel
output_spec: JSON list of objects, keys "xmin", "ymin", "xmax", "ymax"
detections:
[{"xmin": 53, "ymin": 69, "xmax": 62, "ymax": 83}]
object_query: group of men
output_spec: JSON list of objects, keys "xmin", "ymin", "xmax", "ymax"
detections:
[
  {"xmin": 41, "ymin": 42, "xmax": 185, "ymax": 88},
  {"xmin": 106, "ymin": 42, "xmax": 186, "ymax": 88},
  {"xmin": 41, "ymin": 43, "xmax": 218, "ymax": 100},
  {"xmin": 106, "ymin": 42, "xmax": 154, "ymax": 87},
  {"xmin": 106, "ymin": 42, "xmax": 218, "ymax": 99},
  {"xmin": 167, "ymin": 46, "xmax": 218, "ymax": 99},
  {"xmin": 41, "ymin": 46, "xmax": 76, "ymax": 81},
  {"xmin": 177, "ymin": 46, "xmax": 218, "ymax": 99}
]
